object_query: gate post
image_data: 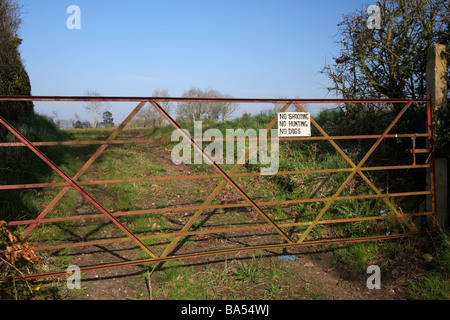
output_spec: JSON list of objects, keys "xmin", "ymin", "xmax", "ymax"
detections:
[{"xmin": 426, "ymin": 44, "xmax": 448, "ymax": 230}]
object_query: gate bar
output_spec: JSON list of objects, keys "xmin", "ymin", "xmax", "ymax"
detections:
[
  {"xmin": 0, "ymin": 133, "xmax": 431, "ymax": 148},
  {"xmin": 5, "ymin": 190, "xmax": 431, "ymax": 227},
  {"xmin": 0, "ymin": 95, "xmax": 430, "ymax": 104},
  {"xmin": 35, "ymin": 211, "xmax": 432, "ymax": 252},
  {"xmin": 0, "ymin": 164, "xmax": 431, "ymax": 191},
  {"xmin": 0, "ymin": 232, "xmax": 429, "ymax": 284}
]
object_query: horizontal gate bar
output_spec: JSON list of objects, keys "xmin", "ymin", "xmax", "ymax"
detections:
[
  {"xmin": 0, "ymin": 133, "xmax": 431, "ymax": 147},
  {"xmin": 0, "ymin": 231, "xmax": 431, "ymax": 284},
  {"xmin": 5, "ymin": 190, "xmax": 431, "ymax": 227},
  {"xmin": 0, "ymin": 95, "xmax": 430, "ymax": 104},
  {"xmin": 35, "ymin": 211, "xmax": 432, "ymax": 252},
  {"xmin": 0, "ymin": 164, "xmax": 430, "ymax": 191}
]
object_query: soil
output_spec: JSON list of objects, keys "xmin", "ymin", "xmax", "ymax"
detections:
[{"xmin": 63, "ymin": 241, "xmax": 420, "ymax": 301}]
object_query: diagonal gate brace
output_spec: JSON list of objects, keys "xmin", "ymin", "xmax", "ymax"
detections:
[
  {"xmin": 149, "ymin": 100, "xmax": 293, "ymax": 258},
  {"xmin": 296, "ymin": 101, "xmax": 416, "ymax": 243},
  {"xmin": 0, "ymin": 114, "xmax": 158, "ymax": 258}
]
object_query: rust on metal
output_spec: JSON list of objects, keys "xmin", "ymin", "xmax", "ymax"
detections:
[
  {"xmin": 0, "ymin": 95, "xmax": 435, "ymax": 283},
  {"xmin": 0, "ymin": 232, "xmax": 430, "ymax": 284},
  {"xmin": 5, "ymin": 190, "xmax": 431, "ymax": 227}
]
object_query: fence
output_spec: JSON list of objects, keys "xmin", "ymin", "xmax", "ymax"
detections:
[{"xmin": 0, "ymin": 95, "xmax": 437, "ymax": 283}]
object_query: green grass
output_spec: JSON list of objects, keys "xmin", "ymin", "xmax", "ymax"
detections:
[
  {"xmin": 143, "ymin": 251, "xmax": 292, "ymax": 300},
  {"xmin": 409, "ymin": 273, "xmax": 450, "ymax": 300},
  {"xmin": 332, "ymin": 242, "xmax": 381, "ymax": 272},
  {"xmin": 233, "ymin": 253, "xmax": 264, "ymax": 283},
  {"xmin": 149, "ymin": 261, "xmax": 212, "ymax": 300},
  {"xmin": 408, "ymin": 232, "xmax": 450, "ymax": 300}
]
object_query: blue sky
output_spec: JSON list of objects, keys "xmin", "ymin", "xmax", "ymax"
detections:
[{"xmin": 18, "ymin": 0, "xmax": 370, "ymax": 122}]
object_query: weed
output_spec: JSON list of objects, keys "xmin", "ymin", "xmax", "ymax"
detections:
[
  {"xmin": 408, "ymin": 232, "xmax": 450, "ymax": 300},
  {"xmin": 409, "ymin": 273, "xmax": 450, "ymax": 300},
  {"xmin": 307, "ymin": 292, "xmax": 329, "ymax": 300},
  {"xmin": 150, "ymin": 261, "xmax": 211, "ymax": 299},
  {"xmin": 332, "ymin": 242, "xmax": 381, "ymax": 272},
  {"xmin": 264, "ymin": 283, "xmax": 283, "ymax": 298},
  {"xmin": 265, "ymin": 266, "xmax": 283, "ymax": 280},
  {"xmin": 233, "ymin": 253, "xmax": 264, "ymax": 284}
]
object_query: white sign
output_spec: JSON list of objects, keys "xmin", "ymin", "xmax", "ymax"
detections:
[{"xmin": 278, "ymin": 112, "xmax": 311, "ymax": 137}]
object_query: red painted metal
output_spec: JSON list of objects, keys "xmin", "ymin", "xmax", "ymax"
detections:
[
  {"xmin": 0, "ymin": 95, "xmax": 430, "ymax": 103},
  {"xmin": 0, "ymin": 164, "xmax": 431, "ymax": 191},
  {"xmin": 4, "ymin": 190, "xmax": 431, "ymax": 227},
  {"xmin": 0, "ymin": 133, "xmax": 431, "ymax": 148},
  {"xmin": 0, "ymin": 95, "xmax": 435, "ymax": 283}
]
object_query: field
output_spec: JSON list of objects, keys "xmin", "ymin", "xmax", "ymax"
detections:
[{"xmin": 1, "ymin": 110, "xmax": 449, "ymax": 300}]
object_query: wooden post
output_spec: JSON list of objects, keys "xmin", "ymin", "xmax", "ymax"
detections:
[{"xmin": 426, "ymin": 44, "xmax": 448, "ymax": 230}]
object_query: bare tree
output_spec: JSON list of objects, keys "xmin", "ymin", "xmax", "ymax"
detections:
[
  {"xmin": 212, "ymin": 90, "xmax": 239, "ymax": 122},
  {"xmin": 176, "ymin": 87, "xmax": 239, "ymax": 123},
  {"xmin": 131, "ymin": 104, "xmax": 159, "ymax": 127},
  {"xmin": 51, "ymin": 110, "xmax": 60, "ymax": 128},
  {"xmin": 176, "ymin": 87, "xmax": 207, "ymax": 123},
  {"xmin": 128, "ymin": 89, "xmax": 174, "ymax": 128},
  {"xmin": 152, "ymin": 88, "xmax": 174, "ymax": 126},
  {"xmin": 84, "ymin": 90, "xmax": 111, "ymax": 128}
]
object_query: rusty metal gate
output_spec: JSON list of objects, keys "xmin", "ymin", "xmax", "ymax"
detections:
[{"xmin": 0, "ymin": 95, "xmax": 437, "ymax": 283}]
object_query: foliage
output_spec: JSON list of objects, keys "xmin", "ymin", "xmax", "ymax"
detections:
[
  {"xmin": 0, "ymin": 220, "xmax": 40, "ymax": 268},
  {"xmin": 102, "ymin": 111, "xmax": 114, "ymax": 127},
  {"xmin": 408, "ymin": 232, "xmax": 450, "ymax": 299},
  {"xmin": 0, "ymin": 1, "xmax": 67, "ymax": 225},
  {"xmin": 322, "ymin": 0, "xmax": 449, "ymax": 102},
  {"xmin": 72, "ymin": 119, "xmax": 92, "ymax": 128},
  {"xmin": 433, "ymin": 105, "xmax": 449, "ymax": 154},
  {"xmin": 318, "ymin": 0, "xmax": 449, "ymax": 204},
  {"xmin": 0, "ymin": 0, "xmax": 34, "ymax": 126}
]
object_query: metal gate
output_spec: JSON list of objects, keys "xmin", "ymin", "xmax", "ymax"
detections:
[{"xmin": 0, "ymin": 95, "xmax": 437, "ymax": 283}]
